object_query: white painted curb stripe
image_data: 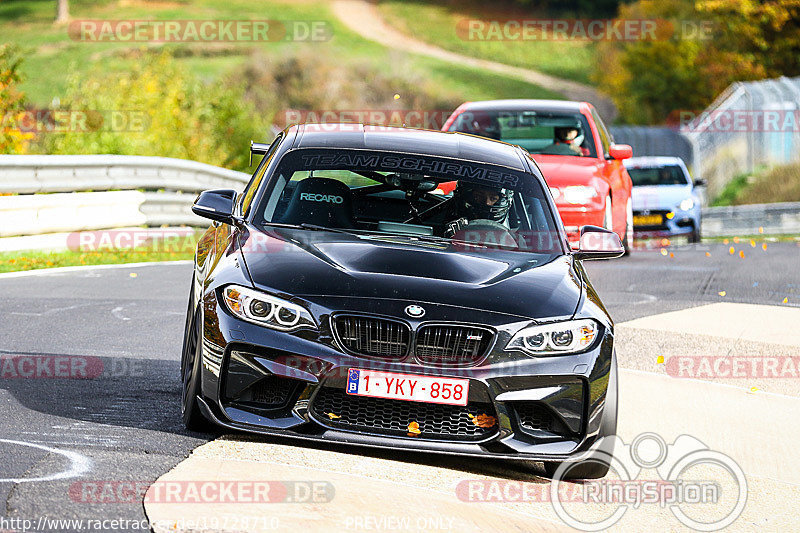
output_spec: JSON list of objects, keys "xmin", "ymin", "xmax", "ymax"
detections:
[{"xmin": 0, "ymin": 260, "xmax": 192, "ymax": 279}]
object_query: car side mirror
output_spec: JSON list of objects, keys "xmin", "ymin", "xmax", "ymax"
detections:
[
  {"xmin": 192, "ymin": 189, "xmax": 237, "ymax": 224},
  {"xmin": 693, "ymin": 178, "xmax": 707, "ymax": 187},
  {"xmin": 608, "ymin": 144, "xmax": 633, "ymax": 160},
  {"xmin": 573, "ymin": 225, "xmax": 624, "ymax": 260}
]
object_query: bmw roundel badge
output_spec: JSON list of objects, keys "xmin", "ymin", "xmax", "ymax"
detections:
[{"xmin": 404, "ymin": 305, "xmax": 425, "ymax": 318}]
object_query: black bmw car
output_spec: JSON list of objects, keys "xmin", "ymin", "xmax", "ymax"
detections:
[{"xmin": 182, "ymin": 123, "xmax": 623, "ymax": 479}]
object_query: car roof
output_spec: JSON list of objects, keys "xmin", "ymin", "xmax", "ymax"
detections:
[
  {"xmin": 455, "ymin": 99, "xmax": 589, "ymax": 114},
  {"xmin": 286, "ymin": 123, "xmax": 527, "ymax": 170},
  {"xmin": 624, "ymin": 156, "xmax": 687, "ymax": 167}
]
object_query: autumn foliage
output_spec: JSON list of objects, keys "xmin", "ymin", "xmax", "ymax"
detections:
[
  {"xmin": 0, "ymin": 44, "xmax": 33, "ymax": 154},
  {"xmin": 595, "ymin": 0, "xmax": 800, "ymax": 124}
]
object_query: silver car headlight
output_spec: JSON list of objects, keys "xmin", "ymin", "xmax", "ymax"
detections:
[
  {"xmin": 679, "ymin": 198, "xmax": 695, "ymax": 211},
  {"xmin": 506, "ymin": 319, "xmax": 600, "ymax": 356},
  {"xmin": 222, "ymin": 284, "xmax": 315, "ymax": 331}
]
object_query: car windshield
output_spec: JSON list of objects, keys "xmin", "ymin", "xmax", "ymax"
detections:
[
  {"xmin": 627, "ymin": 165, "xmax": 688, "ymax": 186},
  {"xmin": 254, "ymin": 148, "xmax": 564, "ymax": 255},
  {"xmin": 447, "ymin": 110, "xmax": 597, "ymax": 157}
]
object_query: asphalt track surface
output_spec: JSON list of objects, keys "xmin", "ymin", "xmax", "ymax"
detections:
[{"xmin": 1, "ymin": 240, "xmax": 798, "ymax": 532}]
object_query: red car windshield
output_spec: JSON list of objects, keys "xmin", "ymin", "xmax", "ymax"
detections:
[{"xmin": 448, "ymin": 110, "xmax": 597, "ymax": 158}]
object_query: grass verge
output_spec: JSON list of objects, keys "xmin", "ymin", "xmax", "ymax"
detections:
[
  {"xmin": 377, "ymin": 0, "xmax": 596, "ymax": 85},
  {"xmin": 0, "ymin": 249, "xmax": 194, "ymax": 274},
  {"xmin": 3, "ymin": 0, "xmax": 560, "ymax": 107},
  {"xmin": 712, "ymin": 163, "xmax": 800, "ymax": 206}
]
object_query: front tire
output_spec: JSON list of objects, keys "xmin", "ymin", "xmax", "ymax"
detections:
[
  {"xmin": 688, "ymin": 223, "xmax": 701, "ymax": 244},
  {"xmin": 623, "ymin": 197, "xmax": 634, "ymax": 255},
  {"xmin": 181, "ymin": 286, "xmax": 215, "ymax": 432},
  {"xmin": 543, "ymin": 355, "xmax": 618, "ymax": 480},
  {"xmin": 602, "ymin": 195, "xmax": 613, "ymax": 233}
]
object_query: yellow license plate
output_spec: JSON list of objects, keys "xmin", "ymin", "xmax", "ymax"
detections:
[{"xmin": 634, "ymin": 215, "xmax": 662, "ymax": 225}]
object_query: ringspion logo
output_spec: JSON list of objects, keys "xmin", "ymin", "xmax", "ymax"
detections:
[{"xmin": 548, "ymin": 433, "xmax": 747, "ymax": 531}]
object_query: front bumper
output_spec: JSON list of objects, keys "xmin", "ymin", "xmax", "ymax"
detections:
[
  {"xmin": 196, "ymin": 291, "xmax": 616, "ymax": 461},
  {"xmin": 633, "ymin": 209, "xmax": 699, "ymax": 238}
]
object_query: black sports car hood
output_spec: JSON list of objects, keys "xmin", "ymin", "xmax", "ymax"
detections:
[{"xmin": 237, "ymin": 227, "xmax": 582, "ymax": 320}]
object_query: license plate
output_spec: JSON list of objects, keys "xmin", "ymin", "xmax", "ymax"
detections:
[
  {"xmin": 634, "ymin": 214, "xmax": 662, "ymax": 225},
  {"xmin": 346, "ymin": 369, "xmax": 469, "ymax": 406}
]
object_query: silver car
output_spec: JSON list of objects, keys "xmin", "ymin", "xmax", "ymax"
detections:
[{"xmin": 623, "ymin": 156, "xmax": 704, "ymax": 243}]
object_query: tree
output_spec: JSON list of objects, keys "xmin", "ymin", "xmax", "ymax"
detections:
[
  {"xmin": 593, "ymin": 0, "xmax": 776, "ymax": 124},
  {"xmin": 55, "ymin": 0, "xmax": 69, "ymax": 24},
  {"xmin": 697, "ymin": 0, "xmax": 800, "ymax": 77},
  {"xmin": 0, "ymin": 44, "xmax": 33, "ymax": 154}
]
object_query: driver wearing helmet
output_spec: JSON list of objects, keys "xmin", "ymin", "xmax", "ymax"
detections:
[
  {"xmin": 542, "ymin": 126, "xmax": 586, "ymax": 156},
  {"xmin": 444, "ymin": 182, "xmax": 513, "ymax": 237}
]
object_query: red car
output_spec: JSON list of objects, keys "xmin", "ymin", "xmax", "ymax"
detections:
[{"xmin": 442, "ymin": 100, "xmax": 634, "ymax": 252}]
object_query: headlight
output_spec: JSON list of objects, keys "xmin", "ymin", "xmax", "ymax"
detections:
[
  {"xmin": 506, "ymin": 319, "xmax": 599, "ymax": 356},
  {"xmin": 222, "ymin": 285, "xmax": 315, "ymax": 331},
  {"xmin": 562, "ymin": 186, "xmax": 598, "ymax": 205},
  {"xmin": 679, "ymin": 198, "xmax": 695, "ymax": 211},
  {"xmin": 549, "ymin": 187, "xmax": 561, "ymax": 200}
]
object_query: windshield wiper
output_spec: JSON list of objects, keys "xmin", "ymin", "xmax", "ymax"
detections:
[
  {"xmin": 299, "ymin": 223, "xmax": 363, "ymax": 235},
  {"xmin": 260, "ymin": 222, "xmax": 360, "ymax": 235},
  {"xmin": 361, "ymin": 231, "xmax": 489, "ymax": 249},
  {"xmin": 261, "ymin": 222, "xmax": 489, "ymax": 248}
]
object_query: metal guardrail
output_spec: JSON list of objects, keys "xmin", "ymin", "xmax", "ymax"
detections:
[
  {"xmin": 0, "ymin": 155, "xmax": 251, "ymax": 237},
  {"xmin": 0, "ymin": 154, "xmax": 250, "ymax": 194},
  {"xmin": 701, "ymin": 202, "xmax": 800, "ymax": 237}
]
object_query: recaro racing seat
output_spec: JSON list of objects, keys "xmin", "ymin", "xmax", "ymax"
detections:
[{"xmin": 279, "ymin": 177, "xmax": 356, "ymax": 228}]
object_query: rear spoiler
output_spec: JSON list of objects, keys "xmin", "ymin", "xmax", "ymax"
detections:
[{"xmin": 249, "ymin": 140, "xmax": 271, "ymax": 166}]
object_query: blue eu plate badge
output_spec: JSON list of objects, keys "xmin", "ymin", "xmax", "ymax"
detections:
[{"xmin": 347, "ymin": 369, "xmax": 360, "ymax": 394}]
